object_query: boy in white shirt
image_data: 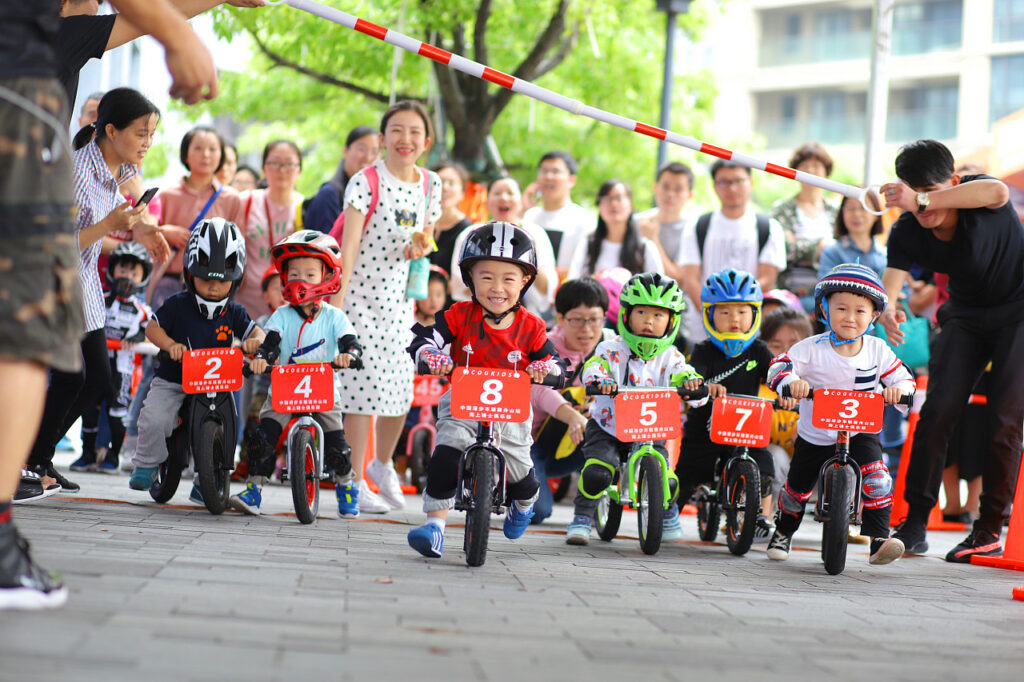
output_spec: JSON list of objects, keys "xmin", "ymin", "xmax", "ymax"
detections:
[
  {"xmin": 766, "ymin": 264, "xmax": 914, "ymax": 565},
  {"xmin": 522, "ymin": 151, "xmax": 593, "ymax": 279}
]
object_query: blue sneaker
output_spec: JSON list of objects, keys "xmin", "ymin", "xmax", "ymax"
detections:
[
  {"xmin": 565, "ymin": 514, "xmax": 592, "ymax": 545},
  {"xmin": 229, "ymin": 483, "xmax": 262, "ymax": 516},
  {"xmin": 129, "ymin": 466, "xmax": 157, "ymax": 490},
  {"xmin": 336, "ymin": 483, "xmax": 359, "ymax": 518},
  {"xmin": 188, "ymin": 484, "xmax": 204, "ymax": 506},
  {"xmin": 503, "ymin": 502, "xmax": 534, "ymax": 540},
  {"xmin": 96, "ymin": 460, "xmax": 119, "ymax": 475},
  {"xmin": 663, "ymin": 503, "xmax": 684, "ymax": 540},
  {"xmin": 69, "ymin": 457, "xmax": 96, "ymax": 473},
  {"xmin": 407, "ymin": 523, "xmax": 444, "ymax": 558},
  {"xmin": 56, "ymin": 436, "xmax": 74, "ymax": 451}
]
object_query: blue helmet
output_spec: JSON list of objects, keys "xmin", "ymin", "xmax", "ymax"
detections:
[{"xmin": 701, "ymin": 268, "xmax": 763, "ymax": 357}]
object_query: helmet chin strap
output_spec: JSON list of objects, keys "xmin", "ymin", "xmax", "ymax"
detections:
[
  {"xmin": 291, "ymin": 300, "xmax": 321, "ymax": 321},
  {"xmin": 194, "ymin": 293, "xmax": 228, "ymax": 320}
]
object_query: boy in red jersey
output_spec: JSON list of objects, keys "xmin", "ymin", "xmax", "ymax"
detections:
[{"xmin": 406, "ymin": 222, "xmax": 560, "ymax": 558}]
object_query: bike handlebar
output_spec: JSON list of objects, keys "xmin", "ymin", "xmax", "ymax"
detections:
[
  {"xmin": 415, "ymin": 359, "xmax": 567, "ymax": 389},
  {"xmin": 242, "ymin": 337, "xmax": 363, "ymax": 377},
  {"xmin": 584, "ymin": 383, "xmax": 709, "ymax": 401},
  {"xmin": 779, "ymin": 385, "xmax": 914, "ymax": 407}
]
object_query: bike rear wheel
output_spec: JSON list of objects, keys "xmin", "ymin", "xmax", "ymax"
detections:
[
  {"xmin": 636, "ymin": 456, "xmax": 664, "ymax": 555},
  {"xmin": 822, "ymin": 465, "xmax": 854, "ymax": 575},
  {"xmin": 290, "ymin": 429, "xmax": 319, "ymax": 524},
  {"xmin": 724, "ymin": 460, "xmax": 759, "ymax": 556},
  {"xmin": 151, "ymin": 428, "xmax": 185, "ymax": 503},
  {"xmin": 195, "ymin": 419, "xmax": 230, "ymax": 515},
  {"xmin": 594, "ymin": 491, "xmax": 623, "ymax": 542},
  {"xmin": 695, "ymin": 486, "xmax": 720, "ymax": 542},
  {"xmin": 463, "ymin": 448, "xmax": 493, "ymax": 567},
  {"xmin": 409, "ymin": 430, "xmax": 432, "ymax": 494}
]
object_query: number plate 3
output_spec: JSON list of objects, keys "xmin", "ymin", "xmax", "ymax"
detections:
[
  {"xmin": 811, "ymin": 389, "xmax": 883, "ymax": 433},
  {"xmin": 450, "ymin": 367, "xmax": 530, "ymax": 423},
  {"xmin": 182, "ymin": 348, "xmax": 242, "ymax": 394}
]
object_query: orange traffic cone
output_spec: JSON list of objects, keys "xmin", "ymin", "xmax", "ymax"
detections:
[
  {"xmin": 972, "ymin": 453, "xmax": 1024, "ymax": 571},
  {"xmin": 890, "ymin": 375, "xmax": 968, "ymax": 531},
  {"xmin": 1014, "ymin": 586, "xmax": 1024, "ymax": 602}
]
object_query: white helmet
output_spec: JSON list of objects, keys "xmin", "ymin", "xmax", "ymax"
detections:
[{"xmin": 184, "ymin": 217, "xmax": 246, "ymax": 319}]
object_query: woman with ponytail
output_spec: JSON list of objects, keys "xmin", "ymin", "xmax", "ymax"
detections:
[{"xmin": 25, "ymin": 87, "xmax": 164, "ymax": 486}]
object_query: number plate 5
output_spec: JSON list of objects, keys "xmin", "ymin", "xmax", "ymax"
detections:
[
  {"xmin": 271, "ymin": 363, "xmax": 335, "ymax": 413},
  {"xmin": 614, "ymin": 391, "xmax": 681, "ymax": 442},
  {"xmin": 811, "ymin": 389, "xmax": 883, "ymax": 433},
  {"xmin": 182, "ymin": 348, "xmax": 242, "ymax": 394},
  {"xmin": 450, "ymin": 367, "xmax": 530, "ymax": 423}
]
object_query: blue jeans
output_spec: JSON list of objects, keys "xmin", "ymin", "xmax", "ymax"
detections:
[{"xmin": 529, "ymin": 441, "xmax": 585, "ymax": 524}]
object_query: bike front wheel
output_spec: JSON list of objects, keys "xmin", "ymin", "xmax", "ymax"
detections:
[
  {"xmin": 195, "ymin": 419, "xmax": 230, "ymax": 515},
  {"xmin": 594, "ymin": 491, "xmax": 623, "ymax": 542},
  {"xmin": 724, "ymin": 460, "xmax": 759, "ymax": 556},
  {"xmin": 464, "ymin": 448, "xmax": 494, "ymax": 567},
  {"xmin": 822, "ymin": 464, "xmax": 854, "ymax": 575},
  {"xmin": 636, "ymin": 456, "xmax": 665, "ymax": 555},
  {"xmin": 290, "ymin": 429, "xmax": 320, "ymax": 524}
]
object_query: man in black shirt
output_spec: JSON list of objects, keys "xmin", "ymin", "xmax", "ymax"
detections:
[
  {"xmin": 880, "ymin": 139, "xmax": 1022, "ymax": 563},
  {"xmin": 0, "ymin": 0, "xmax": 218, "ymax": 611}
]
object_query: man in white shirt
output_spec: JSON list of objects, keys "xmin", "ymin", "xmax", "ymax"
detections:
[
  {"xmin": 679, "ymin": 161, "xmax": 787, "ymax": 341},
  {"xmin": 636, "ymin": 161, "xmax": 695, "ymax": 284},
  {"xmin": 522, "ymin": 151, "xmax": 593, "ymax": 280}
]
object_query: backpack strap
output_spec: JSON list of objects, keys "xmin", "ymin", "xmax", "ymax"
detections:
[
  {"xmin": 756, "ymin": 213, "xmax": 770, "ymax": 256},
  {"xmin": 695, "ymin": 212, "xmax": 712, "ymax": 260}
]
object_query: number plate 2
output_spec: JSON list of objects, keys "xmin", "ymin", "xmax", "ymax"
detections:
[
  {"xmin": 614, "ymin": 391, "xmax": 681, "ymax": 442},
  {"xmin": 182, "ymin": 348, "xmax": 242, "ymax": 394},
  {"xmin": 710, "ymin": 396, "xmax": 773, "ymax": 448},
  {"xmin": 450, "ymin": 367, "xmax": 530, "ymax": 423},
  {"xmin": 811, "ymin": 389, "xmax": 883, "ymax": 433},
  {"xmin": 271, "ymin": 363, "xmax": 335, "ymax": 413}
]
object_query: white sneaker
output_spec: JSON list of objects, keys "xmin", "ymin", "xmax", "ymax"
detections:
[
  {"xmin": 367, "ymin": 459, "xmax": 406, "ymax": 510},
  {"xmin": 357, "ymin": 479, "xmax": 391, "ymax": 514},
  {"xmin": 121, "ymin": 434, "xmax": 138, "ymax": 471}
]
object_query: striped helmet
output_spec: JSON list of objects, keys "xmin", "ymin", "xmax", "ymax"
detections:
[{"xmin": 813, "ymin": 263, "xmax": 887, "ymax": 322}]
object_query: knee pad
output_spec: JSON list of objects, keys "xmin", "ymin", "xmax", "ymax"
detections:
[
  {"xmin": 759, "ymin": 473, "xmax": 774, "ymax": 499},
  {"xmin": 778, "ymin": 481, "xmax": 812, "ymax": 518},
  {"xmin": 323, "ymin": 430, "xmax": 352, "ymax": 476},
  {"xmin": 860, "ymin": 461, "xmax": 893, "ymax": 510},
  {"xmin": 579, "ymin": 458, "xmax": 615, "ymax": 499},
  {"xmin": 425, "ymin": 445, "xmax": 462, "ymax": 500},
  {"xmin": 248, "ymin": 419, "xmax": 282, "ymax": 477},
  {"xmin": 506, "ymin": 470, "xmax": 540, "ymax": 502}
]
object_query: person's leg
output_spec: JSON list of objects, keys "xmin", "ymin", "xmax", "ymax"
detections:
[
  {"xmin": 529, "ymin": 443, "xmax": 554, "ymax": 524},
  {"xmin": 0, "ymin": 363, "xmax": 48, "ymax": 500},
  {"xmin": 50, "ymin": 329, "xmax": 111, "ymax": 473},
  {"xmin": 365, "ymin": 414, "xmax": 409, "ymax": 509},
  {"xmin": 900, "ymin": 318, "xmax": 988, "ymax": 532},
  {"xmin": 942, "ymin": 464, "xmax": 963, "ymax": 516},
  {"xmin": 849, "ymin": 433, "xmax": 904, "ymax": 564},
  {"xmin": 344, "ymin": 414, "xmax": 372, "ymax": 483},
  {"xmin": 131, "ymin": 378, "xmax": 188, "ymax": 485}
]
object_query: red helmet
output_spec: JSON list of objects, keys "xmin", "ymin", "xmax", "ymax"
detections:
[
  {"xmin": 260, "ymin": 265, "xmax": 280, "ymax": 291},
  {"xmin": 270, "ymin": 230, "xmax": 343, "ymax": 305}
]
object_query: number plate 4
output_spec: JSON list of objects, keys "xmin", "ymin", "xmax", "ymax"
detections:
[
  {"xmin": 182, "ymin": 348, "xmax": 242, "ymax": 394},
  {"xmin": 271, "ymin": 363, "xmax": 336, "ymax": 413},
  {"xmin": 614, "ymin": 391, "xmax": 681, "ymax": 442},
  {"xmin": 450, "ymin": 367, "xmax": 530, "ymax": 423},
  {"xmin": 811, "ymin": 389, "xmax": 883, "ymax": 433}
]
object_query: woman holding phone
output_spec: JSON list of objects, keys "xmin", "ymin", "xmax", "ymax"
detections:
[{"xmin": 24, "ymin": 88, "xmax": 165, "ymax": 488}]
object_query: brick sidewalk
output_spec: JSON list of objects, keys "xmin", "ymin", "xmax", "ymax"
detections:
[{"xmin": 2, "ymin": 455, "xmax": 1022, "ymax": 682}]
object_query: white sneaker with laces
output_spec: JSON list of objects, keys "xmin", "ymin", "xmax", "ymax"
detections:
[
  {"xmin": 357, "ymin": 479, "xmax": 391, "ymax": 514},
  {"xmin": 367, "ymin": 458, "xmax": 406, "ymax": 510}
]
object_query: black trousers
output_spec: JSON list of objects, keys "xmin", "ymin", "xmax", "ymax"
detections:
[
  {"xmin": 905, "ymin": 312, "xmax": 1024, "ymax": 534},
  {"xmin": 779, "ymin": 434, "xmax": 890, "ymax": 539},
  {"xmin": 27, "ymin": 328, "xmax": 112, "ymax": 469}
]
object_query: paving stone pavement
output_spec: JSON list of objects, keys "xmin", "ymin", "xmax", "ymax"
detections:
[{"xmin": 2, "ymin": 452, "xmax": 1023, "ymax": 682}]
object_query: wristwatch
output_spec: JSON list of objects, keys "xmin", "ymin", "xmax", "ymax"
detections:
[{"xmin": 916, "ymin": 192, "xmax": 930, "ymax": 214}]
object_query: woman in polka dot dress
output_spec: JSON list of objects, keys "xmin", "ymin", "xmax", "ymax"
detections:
[{"xmin": 332, "ymin": 101, "xmax": 441, "ymax": 515}]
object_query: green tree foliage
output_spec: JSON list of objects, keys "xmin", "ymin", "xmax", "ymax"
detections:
[{"xmin": 191, "ymin": 0, "xmax": 725, "ymax": 209}]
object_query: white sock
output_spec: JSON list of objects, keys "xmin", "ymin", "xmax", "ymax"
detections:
[
  {"xmin": 425, "ymin": 517, "xmax": 445, "ymax": 532},
  {"xmin": 334, "ymin": 471, "xmax": 354, "ymax": 486},
  {"xmin": 514, "ymin": 500, "xmax": 533, "ymax": 513},
  {"xmin": 248, "ymin": 475, "xmax": 267, "ymax": 488}
]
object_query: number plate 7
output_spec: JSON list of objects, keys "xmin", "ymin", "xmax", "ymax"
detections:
[
  {"xmin": 710, "ymin": 396, "xmax": 772, "ymax": 447},
  {"xmin": 811, "ymin": 389, "xmax": 883, "ymax": 433},
  {"xmin": 182, "ymin": 348, "xmax": 242, "ymax": 394}
]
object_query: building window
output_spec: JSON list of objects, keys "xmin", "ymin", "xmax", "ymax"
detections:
[
  {"xmin": 893, "ymin": 1, "xmax": 962, "ymax": 55},
  {"xmin": 991, "ymin": 55, "xmax": 1024, "ymax": 124},
  {"xmin": 994, "ymin": 0, "xmax": 1024, "ymax": 42},
  {"xmin": 888, "ymin": 83, "xmax": 959, "ymax": 142}
]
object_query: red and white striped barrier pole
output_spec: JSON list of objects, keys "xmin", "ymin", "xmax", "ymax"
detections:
[{"xmin": 265, "ymin": 0, "xmax": 886, "ymax": 214}]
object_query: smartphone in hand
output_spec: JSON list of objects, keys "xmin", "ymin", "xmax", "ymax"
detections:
[{"xmin": 137, "ymin": 187, "xmax": 159, "ymax": 206}]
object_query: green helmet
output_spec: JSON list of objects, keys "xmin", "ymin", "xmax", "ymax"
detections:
[{"xmin": 617, "ymin": 272, "xmax": 686, "ymax": 361}]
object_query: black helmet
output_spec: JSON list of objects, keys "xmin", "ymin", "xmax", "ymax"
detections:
[
  {"xmin": 458, "ymin": 222, "xmax": 538, "ymax": 300},
  {"xmin": 184, "ymin": 217, "xmax": 246, "ymax": 319},
  {"xmin": 106, "ymin": 241, "xmax": 153, "ymax": 297}
]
